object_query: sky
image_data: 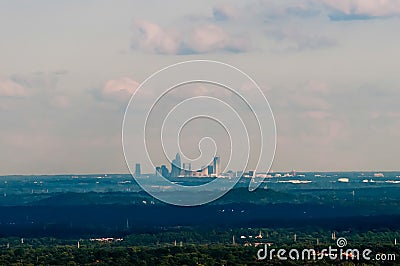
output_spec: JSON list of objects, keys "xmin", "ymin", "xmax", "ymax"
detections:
[{"xmin": 1, "ymin": 0, "xmax": 400, "ymax": 175}]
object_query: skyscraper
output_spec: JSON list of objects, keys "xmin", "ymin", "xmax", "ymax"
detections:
[
  {"xmin": 161, "ymin": 165, "xmax": 169, "ymax": 177},
  {"xmin": 207, "ymin": 165, "xmax": 214, "ymax": 175},
  {"xmin": 135, "ymin": 163, "xmax": 141, "ymax": 177},
  {"xmin": 171, "ymin": 153, "xmax": 182, "ymax": 177},
  {"xmin": 175, "ymin": 153, "xmax": 181, "ymax": 168},
  {"xmin": 213, "ymin": 156, "xmax": 220, "ymax": 176}
]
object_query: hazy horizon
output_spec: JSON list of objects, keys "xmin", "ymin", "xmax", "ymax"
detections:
[{"xmin": 1, "ymin": 0, "xmax": 400, "ymax": 175}]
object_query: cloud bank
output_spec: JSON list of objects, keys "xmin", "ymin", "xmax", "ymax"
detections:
[
  {"xmin": 132, "ymin": 19, "xmax": 249, "ymax": 55},
  {"xmin": 103, "ymin": 77, "xmax": 139, "ymax": 102},
  {"xmin": 321, "ymin": 0, "xmax": 400, "ymax": 19}
]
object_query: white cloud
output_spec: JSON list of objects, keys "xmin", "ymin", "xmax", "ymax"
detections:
[
  {"xmin": 0, "ymin": 77, "xmax": 28, "ymax": 97},
  {"xmin": 102, "ymin": 77, "xmax": 139, "ymax": 102},
  {"xmin": 184, "ymin": 24, "xmax": 248, "ymax": 53},
  {"xmin": 132, "ymin": 19, "xmax": 181, "ymax": 54},
  {"xmin": 131, "ymin": 19, "xmax": 249, "ymax": 54}
]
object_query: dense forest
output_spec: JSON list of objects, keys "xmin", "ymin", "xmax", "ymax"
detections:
[
  {"xmin": 0, "ymin": 185, "xmax": 399, "ymax": 265},
  {"xmin": 0, "ymin": 228, "xmax": 399, "ymax": 265}
]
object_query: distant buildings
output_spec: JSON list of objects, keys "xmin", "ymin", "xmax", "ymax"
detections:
[
  {"xmin": 182, "ymin": 163, "xmax": 192, "ymax": 176},
  {"xmin": 171, "ymin": 153, "xmax": 181, "ymax": 177},
  {"xmin": 135, "ymin": 163, "xmax": 141, "ymax": 177},
  {"xmin": 153, "ymin": 152, "xmax": 222, "ymax": 178},
  {"xmin": 213, "ymin": 156, "xmax": 220, "ymax": 176},
  {"xmin": 149, "ymin": 153, "xmax": 279, "ymax": 178},
  {"xmin": 161, "ymin": 165, "xmax": 169, "ymax": 177},
  {"xmin": 149, "ymin": 154, "xmax": 280, "ymax": 178},
  {"xmin": 248, "ymin": 170, "xmax": 255, "ymax": 178},
  {"xmin": 207, "ymin": 165, "xmax": 213, "ymax": 175}
]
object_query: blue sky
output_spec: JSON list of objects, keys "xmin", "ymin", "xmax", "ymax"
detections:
[{"xmin": 1, "ymin": 0, "xmax": 400, "ymax": 174}]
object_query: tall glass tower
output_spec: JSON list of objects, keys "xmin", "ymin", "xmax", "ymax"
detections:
[
  {"xmin": 171, "ymin": 153, "xmax": 182, "ymax": 177},
  {"xmin": 135, "ymin": 163, "xmax": 141, "ymax": 177},
  {"xmin": 213, "ymin": 156, "xmax": 220, "ymax": 176}
]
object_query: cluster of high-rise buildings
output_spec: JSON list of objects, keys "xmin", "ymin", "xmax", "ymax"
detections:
[
  {"xmin": 134, "ymin": 156, "xmax": 260, "ymax": 178},
  {"xmin": 152, "ymin": 153, "xmax": 221, "ymax": 178}
]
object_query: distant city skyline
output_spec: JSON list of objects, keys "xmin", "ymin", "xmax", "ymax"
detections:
[
  {"xmin": 152, "ymin": 153, "xmax": 221, "ymax": 177},
  {"xmin": 1, "ymin": 1, "xmax": 400, "ymax": 174}
]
